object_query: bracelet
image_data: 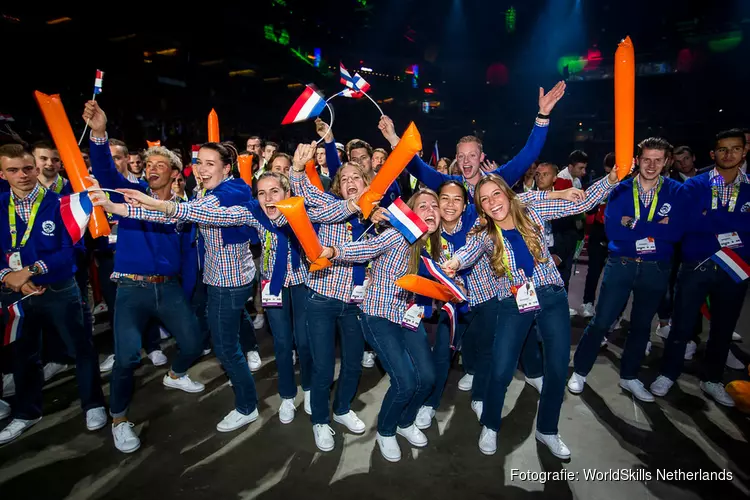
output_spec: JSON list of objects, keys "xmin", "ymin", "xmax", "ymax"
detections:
[
  {"xmin": 537, "ymin": 112, "xmax": 550, "ymax": 119},
  {"xmin": 164, "ymin": 201, "xmax": 177, "ymax": 217}
]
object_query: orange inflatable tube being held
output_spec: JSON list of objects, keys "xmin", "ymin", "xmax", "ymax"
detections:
[
  {"xmin": 358, "ymin": 122, "xmax": 421, "ymax": 218},
  {"xmin": 208, "ymin": 109, "xmax": 220, "ymax": 143},
  {"xmin": 273, "ymin": 196, "xmax": 332, "ymax": 271},
  {"xmin": 146, "ymin": 140, "xmax": 161, "ymax": 148},
  {"xmin": 395, "ymin": 274, "xmax": 454, "ymax": 302},
  {"xmin": 34, "ymin": 91, "xmax": 110, "ymax": 239},
  {"xmin": 237, "ymin": 155, "xmax": 254, "ymax": 186},
  {"xmin": 305, "ymin": 159, "xmax": 324, "ymax": 192},
  {"xmin": 614, "ymin": 36, "xmax": 635, "ymax": 180}
]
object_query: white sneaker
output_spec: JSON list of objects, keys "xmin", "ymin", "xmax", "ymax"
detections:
[
  {"xmin": 579, "ymin": 303, "xmax": 595, "ymax": 318},
  {"xmin": 93, "ymin": 302, "xmax": 108, "ymax": 315},
  {"xmin": 159, "ymin": 327, "xmax": 171, "ymax": 340},
  {"xmin": 361, "ymin": 351, "xmax": 376, "ymax": 368},
  {"xmin": 569, "ymin": 308, "xmax": 577, "ymax": 317},
  {"xmin": 0, "ymin": 399, "xmax": 10, "ymax": 420},
  {"xmin": 376, "ymin": 432, "xmax": 401, "ymax": 462},
  {"xmin": 99, "ymin": 354, "xmax": 116, "ymax": 373},
  {"xmin": 43, "ymin": 362, "xmax": 69, "ymax": 381},
  {"xmin": 0, "ymin": 417, "xmax": 41, "ymax": 445},
  {"xmin": 333, "ymin": 410, "xmax": 366, "ymax": 434},
  {"xmin": 201, "ymin": 348, "xmax": 212, "ymax": 356},
  {"xmin": 162, "ymin": 374, "xmax": 205, "ymax": 393},
  {"xmin": 535, "ymin": 431, "xmax": 571, "ymax": 459},
  {"xmin": 726, "ymin": 350, "xmax": 745, "ymax": 370},
  {"xmin": 3, "ymin": 374, "xmax": 15, "ymax": 397},
  {"xmin": 700, "ymin": 381, "xmax": 735, "ymax": 407},
  {"xmin": 112, "ymin": 421, "xmax": 140, "ymax": 453},
  {"xmin": 684, "ymin": 341, "xmax": 697, "ymax": 360},
  {"xmin": 253, "ymin": 314, "xmax": 265, "ymax": 330},
  {"xmin": 524, "ymin": 376, "xmax": 544, "ymax": 394},
  {"xmin": 312, "ymin": 424, "xmax": 335, "ymax": 452},
  {"xmin": 279, "ymin": 398, "xmax": 296, "ymax": 424},
  {"xmin": 478, "ymin": 426, "xmax": 497, "ymax": 455},
  {"xmin": 415, "ymin": 406, "xmax": 436, "ymax": 430},
  {"xmin": 567, "ymin": 373, "xmax": 586, "ymax": 394},
  {"xmin": 86, "ymin": 407, "xmax": 108, "ymax": 431},
  {"xmin": 304, "ymin": 390, "xmax": 312, "ymax": 415},
  {"xmin": 148, "ymin": 350, "xmax": 168, "ymax": 367},
  {"xmin": 650, "ymin": 375, "xmax": 674, "ymax": 397},
  {"xmin": 656, "ymin": 324, "xmax": 671, "ymax": 339},
  {"xmin": 619, "ymin": 379, "xmax": 654, "ymax": 402},
  {"xmin": 247, "ymin": 351, "xmax": 262, "ymax": 372},
  {"xmin": 396, "ymin": 424, "xmax": 428, "ymax": 447},
  {"xmin": 732, "ymin": 331, "xmax": 741, "ymax": 341},
  {"xmin": 216, "ymin": 408, "xmax": 258, "ymax": 432},
  {"xmin": 471, "ymin": 400, "xmax": 483, "ymax": 422},
  {"xmin": 645, "ymin": 341, "xmax": 652, "ymax": 356},
  {"xmin": 458, "ymin": 373, "xmax": 474, "ymax": 392}
]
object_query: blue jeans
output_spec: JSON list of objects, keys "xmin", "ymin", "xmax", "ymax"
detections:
[
  {"xmin": 109, "ymin": 278, "xmax": 204, "ymax": 417},
  {"xmin": 3, "ymin": 278, "xmax": 105, "ymax": 420},
  {"xmin": 660, "ymin": 260, "xmax": 749, "ymax": 383},
  {"xmin": 519, "ymin": 324, "xmax": 544, "ymax": 379},
  {"xmin": 426, "ymin": 309, "xmax": 453, "ymax": 410},
  {"xmin": 305, "ymin": 290, "xmax": 364, "ymax": 424},
  {"xmin": 207, "ymin": 284, "xmax": 258, "ymax": 415},
  {"xmin": 265, "ymin": 284, "xmax": 312, "ymax": 399},
  {"xmin": 462, "ymin": 298, "xmax": 499, "ymax": 403},
  {"xmin": 360, "ymin": 314, "xmax": 435, "ymax": 436},
  {"xmin": 195, "ymin": 276, "xmax": 258, "ymax": 353},
  {"xmin": 482, "ymin": 285, "xmax": 570, "ymax": 435},
  {"xmin": 574, "ymin": 257, "xmax": 671, "ymax": 379}
]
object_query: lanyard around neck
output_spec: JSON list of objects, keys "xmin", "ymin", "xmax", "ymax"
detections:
[
  {"xmin": 9, "ymin": 188, "xmax": 45, "ymax": 248},
  {"xmin": 633, "ymin": 176, "xmax": 662, "ymax": 222}
]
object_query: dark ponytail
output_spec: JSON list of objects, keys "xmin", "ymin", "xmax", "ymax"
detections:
[{"xmin": 201, "ymin": 141, "xmax": 240, "ymax": 177}]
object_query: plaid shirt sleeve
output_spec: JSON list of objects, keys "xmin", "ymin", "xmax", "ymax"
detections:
[
  {"xmin": 455, "ymin": 233, "xmax": 491, "ymax": 270},
  {"xmin": 336, "ymin": 228, "xmax": 401, "ymax": 263},
  {"xmin": 517, "ymin": 190, "xmax": 549, "ymax": 204},
  {"xmin": 531, "ymin": 175, "xmax": 616, "ymax": 222},
  {"xmin": 126, "ymin": 205, "xmax": 177, "ymax": 224},
  {"xmin": 310, "ymin": 199, "xmax": 357, "ymax": 224},
  {"xmin": 290, "ymin": 169, "xmax": 337, "ymax": 208},
  {"xmin": 0, "ymin": 268, "xmax": 12, "ymax": 282},
  {"xmin": 172, "ymin": 195, "xmax": 256, "ymax": 227},
  {"xmin": 34, "ymin": 260, "xmax": 49, "ymax": 274}
]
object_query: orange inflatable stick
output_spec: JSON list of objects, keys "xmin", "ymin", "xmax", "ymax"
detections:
[
  {"xmin": 273, "ymin": 196, "xmax": 332, "ymax": 271},
  {"xmin": 305, "ymin": 159, "xmax": 324, "ymax": 192},
  {"xmin": 726, "ymin": 378, "xmax": 750, "ymax": 414},
  {"xmin": 237, "ymin": 155, "xmax": 253, "ymax": 186},
  {"xmin": 358, "ymin": 122, "xmax": 421, "ymax": 218},
  {"xmin": 395, "ymin": 274, "xmax": 454, "ymax": 302},
  {"xmin": 208, "ymin": 109, "xmax": 220, "ymax": 143},
  {"xmin": 614, "ymin": 36, "xmax": 635, "ymax": 180},
  {"xmin": 34, "ymin": 91, "xmax": 110, "ymax": 239},
  {"xmin": 146, "ymin": 140, "xmax": 161, "ymax": 148}
]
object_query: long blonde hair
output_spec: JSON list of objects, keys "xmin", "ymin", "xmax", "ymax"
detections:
[
  {"xmin": 406, "ymin": 189, "xmax": 442, "ymax": 274},
  {"xmin": 470, "ymin": 174, "xmax": 547, "ymax": 277},
  {"xmin": 330, "ymin": 162, "xmax": 373, "ymax": 198}
]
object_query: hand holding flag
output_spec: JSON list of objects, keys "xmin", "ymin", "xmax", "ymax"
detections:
[
  {"xmin": 386, "ymin": 198, "xmax": 428, "ymax": 244},
  {"xmin": 79, "ymin": 69, "xmax": 104, "ymax": 145},
  {"xmin": 421, "ymin": 256, "xmax": 468, "ymax": 302}
]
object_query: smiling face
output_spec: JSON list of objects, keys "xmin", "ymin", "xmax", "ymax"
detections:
[
  {"xmin": 33, "ymin": 147, "xmax": 61, "ymax": 180},
  {"xmin": 436, "ymin": 159, "xmax": 449, "ymax": 175},
  {"xmin": 638, "ymin": 148, "xmax": 667, "ymax": 181},
  {"xmin": 478, "ymin": 180, "xmax": 511, "ymax": 223},
  {"xmin": 410, "ymin": 192, "xmax": 441, "ymax": 235},
  {"xmin": 456, "ymin": 140, "xmax": 485, "ymax": 182},
  {"xmin": 195, "ymin": 148, "xmax": 230, "ymax": 190},
  {"xmin": 438, "ymin": 184, "xmax": 465, "ymax": 225},
  {"xmin": 337, "ymin": 164, "xmax": 366, "ymax": 199},
  {"xmin": 349, "ymin": 147, "xmax": 372, "ymax": 174},
  {"xmin": 144, "ymin": 154, "xmax": 177, "ymax": 191},
  {"xmin": 270, "ymin": 156, "xmax": 291, "ymax": 177},
  {"xmin": 257, "ymin": 176, "xmax": 289, "ymax": 220}
]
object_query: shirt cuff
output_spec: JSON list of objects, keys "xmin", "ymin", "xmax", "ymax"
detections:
[
  {"xmin": 0, "ymin": 268, "xmax": 12, "ymax": 283},
  {"xmin": 535, "ymin": 118, "xmax": 550, "ymax": 128},
  {"xmin": 90, "ymin": 131, "xmax": 109, "ymax": 145},
  {"xmin": 34, "ymin": 260, "xmax": 49, "ymax": 275}
]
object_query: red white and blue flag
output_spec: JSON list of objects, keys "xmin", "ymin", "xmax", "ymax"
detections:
[
  {"xmin": 386, "ymin": 198, "xmax": 428, "ymax": 244},
  {"xmin": 281, "ymin": 85, "xmax": 327, "ymax": 125},
  {"xmin": 3, "ymin": 302, "xmax": 24, "ymax": 346},
  {"xmin": 710, "ymin": 247, "xmax": 750, "ymax": 283},
  {"xmin": 0, "ymin": 114, "xmax": 14, "ymax": 122},
  {"xmin": 422, "ymin": 256, "xmax": 468, "ymax": 302},
  {"xmin": 429, "ymin": 140, "xmax": 439, "ymax": 166},
  {"xmin": 60, "ymin": 192, "xmax": 93, "ymax": 243},
  {"xmin": 442, "ymin": 302, "xmax": 458, "ymax": 349},
  {"xmin": 340, "ymin": 63, "xmax": 371, "ymax": 95},
  {"xmin": 192, "ymin": 145, "xmax": 200, "ymax": 165},
  {"xmin": 341, "ymin": 88, "xmax": 365, "ymax": 99},
  {"xmin": 94, "ymin": 69, "xmax": 104, "ymax": 95}
]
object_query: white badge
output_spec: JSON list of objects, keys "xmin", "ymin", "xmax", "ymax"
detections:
[
  {"xmin": 7, "ymin": 252, "xmax": 22, "ymax": 271},
  {"xmin": 401, "ymin": 303, "xmax": 424, "ymax": 331},
  {"xmin": 717, "ymin": 232, "xmax": 743, "ymax": 249},
  {"xmin": 350, "ymin": 278, "xmax": 370, "ymax": 304},
  {"xmin": 261, "ymin": 279, "xmax": 283, "ymax": 307},
  {"xmin": 108, "ymin": 223, "xmax": 118, "ymax": 245},
  {"xmin": 515, "ymin": 282, "xmax": 541, "ymax": 313},
  {"xmin": 635, "ymin": 237, "xmax": 657, "ymax": 254}
]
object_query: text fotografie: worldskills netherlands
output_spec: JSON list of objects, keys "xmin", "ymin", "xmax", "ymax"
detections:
[{"xmin": 510, "ymin": 468, "xmax": 734, "ymax": 483}]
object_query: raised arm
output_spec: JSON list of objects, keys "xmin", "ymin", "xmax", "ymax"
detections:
[
  {"xmin": 329, "ymin": 228, "xmax": 402, "ymax": 263},
  {"xmin": 290, "ymin": 143, "xmax": 338, "ymax": 207},
  {"xmin": 309, "ymin": 199, "xmax": 358, "ymax": 224},
  {"xmin": 531, "ymin": 174, "xmax": 618, "ymax": 222},
  {"xmin": 453, "ymin": 233, "xmax": 492, "ymax": 271}
]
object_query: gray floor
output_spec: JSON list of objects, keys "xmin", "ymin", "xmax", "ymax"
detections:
[{"xmin": 0, "ymin": 263, "xmax": 748, "ymax": 500}]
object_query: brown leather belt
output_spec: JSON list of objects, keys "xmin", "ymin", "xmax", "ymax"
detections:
[{"xmin": 119, "ymin": 274, "xmax": 175, "ymax": 284}]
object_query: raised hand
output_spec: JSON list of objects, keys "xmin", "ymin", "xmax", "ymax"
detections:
[
  {"xmin": 480, "ymin": 160, "xmax": 498, "ymax": 173},
  {"xmin": 20, "ymin": 281, "xmax": 45, "ymax": 297},
  {"xmin": 538, "ymin": 81, "xmax": 566, "ymax": 115},
  {"xmin": 82, "ymin": 100, "xmax": 107, "ymax": 136},
  {"xmin": 554, "ymin": 187, "xmax": 585, "ymax": 202},
  {"xmin": 378, "ymin": 115, "xmax": 399, "ymax": 148},
  {"xmin": 292, "ymin": 141, "xmax": 317, "ymax": 171},
  {"xmin": 440, "ymin": 258, "xmax": 460, "ymax": 277},
  {"xmin": 117, "ymin": 188, "xmax": 166, "ymax": 212},
  {"xmin": 314, "ymin": 118, "xmax": 332, "ymax": 142}
]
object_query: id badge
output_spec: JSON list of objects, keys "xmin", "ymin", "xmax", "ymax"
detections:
[
  {"xmin": 717, "ymin": 232, "xmax": 743, "ymax": 249},
  {"xmin": 7, "ymin": 251, "xmax": 22, "ymax": 271},
  {"xmin": 349, "ymin": 278, "xmax": 370, "ymax": 304},
  {"xmin": 515, "ymin": 282, "xmax": 541, "ymax": 313},
  {"xmin": 401, "ymin": 303, "xmax": 424, "ymax": 331},
  {"xmin": 261, "ymin": 280, "xmax": 283, "ymax": 307},
  {"xmin": 108, "ymin": 223, "xmax": 118, "ymax": 245},
  {"xmin": 635, "ymin": 237, "xmax": 657, "ymax": 254}
]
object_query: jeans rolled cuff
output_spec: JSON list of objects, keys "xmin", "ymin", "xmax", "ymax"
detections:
[
  {"xmin": 170, "ymin": 369, "xmax": 187, "ymax": 378},
  {"xmin": 236, "ymin": 405, "xmax": 257, "ymax": 416},
  {"xmin": 110, "ymin": 409, "xmax": 128, "ymax": 419},
  {"xmin": 535, "ymin": 429, "xmax": 559, "ymax": 436}
]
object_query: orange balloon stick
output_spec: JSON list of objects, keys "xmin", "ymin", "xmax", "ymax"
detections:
[
  {"xmin": 208, "ymin": 109, "xmax": 220, "ymax": 143},
  {"xmin": 614, "ymin": 36, "xmax": 635, "ymax": 180},
  {"xmin": 237, "ymin": 155, "xmax": 254, "ymax": 186},
  {"xmin": 273, "ymin": 197, "xmax": 332, "ymax": 271},
  {"xmin": 305, "ymin": 159, "xmax": 324, "ymax": 192},
  {"xmin": 395, "ymin": 274, "xmax": 455, "ymax": 302},
  {"xmin": 146, "ymin": 140, "xmax": 161, "ymax": 148},
  {"xmin": 34, "ymin": 91, "xmax": 111, "ymax": 238}
]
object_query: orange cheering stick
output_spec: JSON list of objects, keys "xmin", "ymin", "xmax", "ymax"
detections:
[
  {"xmin": 305, "ymin": 159, "xmax": 325, "ymax": 192},
  {"xmin": 358, "ymin": 122, "xmax": 421, "ymax": 218},
  {"xmin": 237, "ymin": 155, "xmax": 254, "ymax": 186},
  {"xmin": 273, "ymin": 196, "xmax": 332, "ymax": 271},
  {"xmin": 34, "ymin": 91, "xmax": 111, "ymax": 239},
  {"xmin": 395, "ymin": 274, "xmax": 454, "ymax": 302},
  {"xmin": 146, "ymin": 140, "xmax": 161, "ymax": 148},
  {"xmin": 614, "ymin": 36, "xmax": 635, "ymax": 180},
  {"xmin": 208, "ymin": 108, "xmax": 220, "ymax": 142}
]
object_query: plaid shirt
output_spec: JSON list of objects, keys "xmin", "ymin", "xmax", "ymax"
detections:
[
  {"xmin": 0, "ymin": 184, "xmax": 49, "ymax": 282},
  {"xmin": 455, "ymin": 176, "xmax": 616, "ymax": 299},
  {"xmin": 290, "ymin": 170, "xmax": 372, "ymax": 303},
  {"xmin": 709, "ymin": 167, "xmax": 749, "ymax": 205},
  {"xmin": 635, "ymin": 175, "xmax": 661, "ymax": 208}
]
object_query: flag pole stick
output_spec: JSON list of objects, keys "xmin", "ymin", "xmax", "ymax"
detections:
[
  {"xmin": 693, "ymin": 256, "xmax": 712, "ymax": 271},
  {"xmin": 78, "ymin": 91, "xmax": 97, "ymax": 146},
  {"xmin": 361, "ymin": 90, "xmax": 384, "ymax": 117},
  {"xmin": 11, "ymin": 290, "xmax": 40, "ymax": 307},
  {"xmin": 354, "ymin": 223, "xmax": 375, "ymax": 242},
  {"xmin": 316, "ymin": 96, "xmax": 339, "ymax": 146}
]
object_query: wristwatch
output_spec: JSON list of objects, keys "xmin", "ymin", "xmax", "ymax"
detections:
[{"xmin": 28, "ymin": 264, "xmax": 41, "ymax": 276}]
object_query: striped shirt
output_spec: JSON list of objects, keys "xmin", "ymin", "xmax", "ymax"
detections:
[
  {"xmin": 455, "ymin": 176, "xmax": 616, "ymax": 299},
  {"xmin": 290, "ymin": 170, "xmax": 371, "ymax": 303},
  {"xmin": 635, "ymin": 175, "xmax": 661, "ymax": 208},
  {"xmin": 0, "ymin": 184, "xmax": 49, "ymax": 282},
  {"xmin": 709, "ymin": 167, "xmax": 749, "ymax": 205}
]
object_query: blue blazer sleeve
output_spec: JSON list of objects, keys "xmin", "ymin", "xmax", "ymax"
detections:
[
  {"xmin": 405, "ymin": 154, "xmax": 458, "ymax": 191},
  {"xmin": 324, "ymin": 141, "xmax": 342, "ymax": 181},
  {"xmin": 89, "ymin": 138, "xmax": 148, "ymax": 192},
  {"xmin": 39, "ymin": 206, "xmax": 75, "ymax": 278},
  {"xmin": 491, "ymin": 124, "xmax": 548, "ymax": 188}
]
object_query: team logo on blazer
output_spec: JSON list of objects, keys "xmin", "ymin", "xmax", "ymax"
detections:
[
  {"xmin": 742, "ymin": 202, "xmax": 750, "ymax": 213},
  {"xmin": 657, "ymin": 203, "xmax": 672, "ymax": 217},
  {"xmin": 41, "ymin": 220, "xmax": 56, "ymax": 236}
]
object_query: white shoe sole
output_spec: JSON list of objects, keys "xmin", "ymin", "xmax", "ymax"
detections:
[
  {"xmin": 535, "ymin": 435, "xmax": 570, "ymax": 460},
  {"xmin": 567, "ymin": 383, "xmax": 584, "ymax": 395},
  {"xmin": 377, "ymin": 443, "xmax": 401, "ymax": 463},
  {"xmin": 700, "ymin": 387, "xmax": 735, "ymax": 408},
  {"xmin": 279, "ymin": 413, "xmax": 295, "ymax": 425},
  {"xmin": 217, "ymin": 413, "xmax": 258, "ymax": 433},
  {"xmin": 162, "ymin": 376, "xmax": 205, "ymax": 394},
  {"xmin": 396, "ymin": 429, "xmax": 428, "ymax": 448},
  {"xmin": 115, "ymin": 441, "xmax": 141, "ymax": 454},
  {"xmin": 415, "ymin": 420, "xmax": 432, "ymax": 430},
  {"xmin": 87, "ymin": 419, "xmax": 108, "ymax": 431},
  {"xmin": 619, "ymin": 382, "xmax": 654, "ymax": 403},
  {"xmin": 333, "ymin": 414, "xmax": 366, "ymax": 434},
  {"xmin": 249, "ymin": 364, "xmax": 262, "ymax": 373},
  {"xmin": 150, "ymin": 358, "xmax": 168, "ymax": 367},
  {"xmin": 479, "ymin": 444, "xmax": 496, "ymax": 456}
]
